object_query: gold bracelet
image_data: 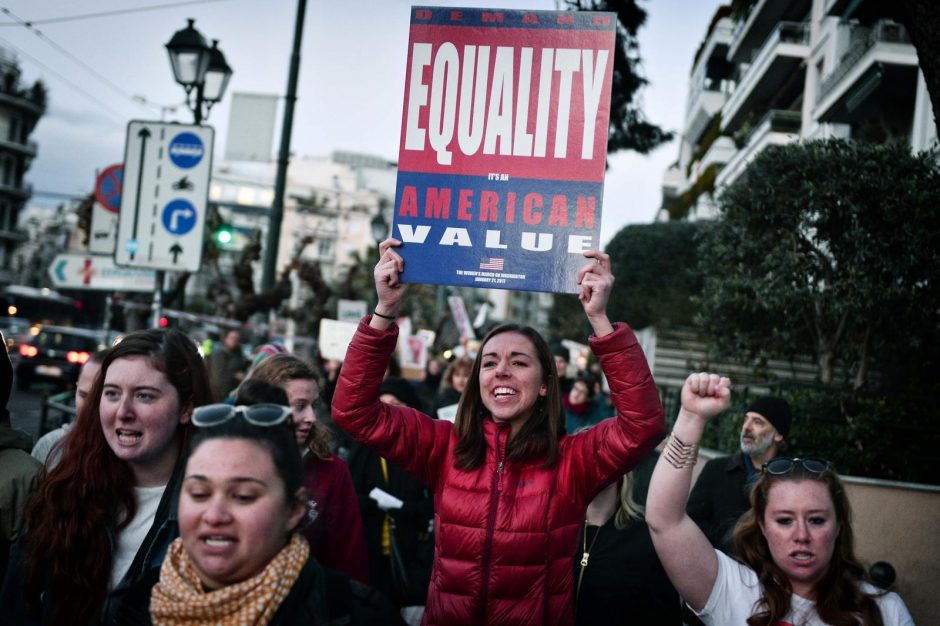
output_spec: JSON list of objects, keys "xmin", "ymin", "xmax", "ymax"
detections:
[{"xmin": 663, "ymin": 432, "xmax": 699, "ymax": 469}]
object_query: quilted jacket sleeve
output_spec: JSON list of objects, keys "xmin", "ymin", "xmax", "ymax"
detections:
[
  {"xmin": 330, "ymin": 317, "xmax": 453, "ymax": 491},
  {"xmin": 560, "ymin": 322, "xmax": 666, "ymax": 505}
]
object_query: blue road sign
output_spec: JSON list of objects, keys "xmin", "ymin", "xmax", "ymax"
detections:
[
  {"xmin": 168, "ymin": 132, "xmax": 204, "ymax": 169},
  {"xmin": 162, "ymin": 199, "xmax": 197, "ymax": 235}
]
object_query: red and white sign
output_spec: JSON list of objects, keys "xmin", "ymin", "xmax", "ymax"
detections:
[{"xmin": 89, "ymin": 163, "xmax": 123, "ymax": 254}]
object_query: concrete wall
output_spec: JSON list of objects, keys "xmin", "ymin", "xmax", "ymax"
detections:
[
  {"xmin": 691, "ymin": 450, "xmax": 939, "ymax": 623},
  {"xmin": 841, "ymin": 477, "xmax": 940, "ymax": 624}
]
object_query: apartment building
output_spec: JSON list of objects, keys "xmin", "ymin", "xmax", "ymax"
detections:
[
  {"xmin": 0, "ymin": 47, "xmax": 45, "ymax": 285},
  {"xmin": 204, "ymin": 151, "xmax": 395, "ymax": 296},
  {"xmin": 661, "ymin": 0, "xmax": 937, "ymax": 222}
]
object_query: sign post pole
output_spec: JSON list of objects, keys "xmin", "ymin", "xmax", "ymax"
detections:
[{"xmin": 151, "ymin": 271, "xmax": 164, "ymax": 329}]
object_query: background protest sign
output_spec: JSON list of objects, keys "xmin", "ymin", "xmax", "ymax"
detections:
[
  {"xmin": 318, "ymin": 318, "xmax": 359, "ymax": 361},
  {"xmin": 392, "ymin": 6, "xmax": 615, "ymax": 294}
]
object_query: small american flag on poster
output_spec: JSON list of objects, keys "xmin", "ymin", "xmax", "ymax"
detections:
[{"xmin": 480, "ymin": 258, "xmax": 504, "ymax": 271}]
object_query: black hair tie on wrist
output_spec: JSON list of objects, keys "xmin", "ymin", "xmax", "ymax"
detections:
[{"xmin": 373, "ymin": 310, "xmax": 395, "ymax": 320}]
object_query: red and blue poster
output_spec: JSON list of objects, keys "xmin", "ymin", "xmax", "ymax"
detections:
[{"xmin": 392, "ymin": 6, "xmax": 615, "ymax": 294}]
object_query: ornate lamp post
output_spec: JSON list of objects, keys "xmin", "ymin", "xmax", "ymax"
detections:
[{"xmin": 165, "ymin": 19, "xmax": 233, "ymax": 124}]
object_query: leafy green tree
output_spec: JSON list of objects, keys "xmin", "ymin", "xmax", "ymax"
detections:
[
  {"xmin": 547, "ymin": 293, "xmax": 586, "ymax": 345},
  {"xmin": 605, "ymin": 221, "xmax": 708, "ymax": 329},
  {"xmin": 565, "ymin": 0, "xmax": 673, "ymax": 155},
  {"xmin": 696, "ymin": 139, "xmax": 940, "ymax": 389}
]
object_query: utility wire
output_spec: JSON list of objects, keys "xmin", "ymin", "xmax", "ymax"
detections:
[
  {"xmin": 0, "ymin": 35, "xmax": 127, "ymax": 121},
  {"xmin": 0, "ymin": 7, "xmax": 157, "ymax": 114},
  {"xmin": 0, "ymin": 0, "xmax": 233, "ymax": 27}
]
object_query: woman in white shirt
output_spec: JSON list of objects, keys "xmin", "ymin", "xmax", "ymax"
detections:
[
  {"xmin": 645, "ymin": 373, "xmax": 915, "ymax": 626},
  {"xmin": 0, "ymin": 328, "xmax": 211, "ymax": 625}
]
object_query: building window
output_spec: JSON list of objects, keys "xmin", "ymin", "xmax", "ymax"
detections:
[
  {"xmin": 9, "ymin": 115, "xmax": 20, "ymax": 143},
  {"xmin": 0, "ymin": 155, "xmax": 14, "ymax": 186},
  {"xmin": 345, "ymin": 218, "xmax": 362, "ymax": 235},
  {"xmin": 318, "ymin": 239, "xmax": 332, "ymax": 258},
  {"xmin": 236, "ymin": 187, "xmax": 258, "ymax": 205}
]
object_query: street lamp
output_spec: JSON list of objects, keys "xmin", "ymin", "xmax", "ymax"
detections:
[
  {"xmin": 370, "ymin": 212, "xmax": 388, "ymax": 244},
  {"xmin": 165, "ymin": 19, "xmax": 232, "ymax": 124}
]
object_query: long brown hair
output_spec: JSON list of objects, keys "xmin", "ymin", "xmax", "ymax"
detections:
[
  {"xmin": 21, "ymin": 328, "xmax": 209, "ymax": 625},
  {"xmin": 453, "ymin": 324, "xmax": 563, "ymax": 470},
  {"xmin": 733, "ymin": 466, "xmax": 885, "ymax": 626},
  {"xmin": 247, "ymin": 353, "xmax": 333, "ymax": 460}
]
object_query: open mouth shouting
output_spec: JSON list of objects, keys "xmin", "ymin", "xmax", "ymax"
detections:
[{"xmin": 116, "ymin": 428, "xmax": 143, "ymax": 445}]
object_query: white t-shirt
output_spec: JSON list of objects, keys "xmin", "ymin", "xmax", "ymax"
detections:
[
  {"xmin": 695, "ymin": 550, "xmax": 915, "ymax": 626},
  {"xmin": 109, "ymin": 484, "xmax": 166, "ymax": 589}
]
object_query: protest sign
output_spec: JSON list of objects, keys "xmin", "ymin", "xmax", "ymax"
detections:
[
  {"xmin": 392, "ymin": 6, "xmax": 615, "ymax": 294},
  {"xmin": 448, "ymin": 295, "xmax": 475, "ymax": 340},
  {"xmin": 318, "ymin": 318, "xmax": 359, "ymax": 361}
]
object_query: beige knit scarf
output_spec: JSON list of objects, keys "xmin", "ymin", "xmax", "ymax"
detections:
[{"xmin": 150, "ymin": 534, "xmax": 309, "ymax": 626}]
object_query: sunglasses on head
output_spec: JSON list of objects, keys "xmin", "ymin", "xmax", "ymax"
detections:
[
  {"xmin": 192, "ymin": 403, "xmax": 292, "ymax": 428},
  {"xmin": 762, "ymin": 457, "xmax": 832, "ymax": 476}
]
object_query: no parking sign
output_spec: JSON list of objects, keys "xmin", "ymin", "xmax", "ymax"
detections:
[
  {"xmin": 89, "ymin": 163, "xmax": 123, "ymax": 254},
  {"xmin": 95, "ymin": 164, "xmax": 123, "ymax": 211}
]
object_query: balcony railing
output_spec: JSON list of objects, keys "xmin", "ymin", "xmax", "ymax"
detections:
[
  {"xmin": 733, "ymin": 21, "xmax": 808, "ymax": 82},
  {"xmin": 816, "ymin": 20, "xmax": 912, "ymax": 103},
  {"xmin": 722, "ymin": 22, "xmax": 808, "ymax": 129},
  {"xmin": 734, "ymin": 109, "xmax": 802, "ymax": 148}
]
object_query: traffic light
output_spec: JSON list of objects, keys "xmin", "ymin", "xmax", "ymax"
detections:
[
  {"xmin": 214, "ymin": 224, "xmax": 234, "ymax": 246},
  {"xmin": 159, "ymin": 316, "xmax": 169, "ymax": 328}
]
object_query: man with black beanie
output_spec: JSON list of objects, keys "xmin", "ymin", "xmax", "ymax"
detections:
[{"xmin": 686, "ymin": 395, "xmax": 792, "ymax": 555}]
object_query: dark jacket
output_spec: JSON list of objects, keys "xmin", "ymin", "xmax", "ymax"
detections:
[
  {"xmin": 332, "ymin": 318, "xmax": 666, "ymax": 626},
  {"xmin": 116, "ymin": 545, "xmax": 403, "ymax": 626},
  {"xmin": 573, "ymin": 516, "xmax": 681, "ymax": 626},
  {"xmin": 0, "ymin": 424, "xmax": 41, "ymax": 584},
  {"xmin": 347, "ymin": 441, "xmax": 434, "ymax": 606},
  {"xmin": 0, "ymin": 455, "xmax": 185, "ymax": 625},
  {"xmin": 686, "ymin": 451, "xmax": 754, "ymax": 555}
]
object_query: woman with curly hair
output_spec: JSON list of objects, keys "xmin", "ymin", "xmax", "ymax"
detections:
[
  {"xmin": 0, "ymin": 328, "xmax": 210, "ymax": 625},
  {"xmin": 246, "ymin": 353, "xmax": 369, "ymax": 583},
  {"xmin": 646, "ymin": 373, "xmax": 914, "ymax": 626}
]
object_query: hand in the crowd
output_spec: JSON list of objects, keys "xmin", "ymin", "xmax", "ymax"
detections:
[
  {"xmin": 577, "ymin": 251, "xmax": 615, "ymax": 335},
  {"xmin": 369, "ymin": 487, "xmax": 404, "ymax": 511},
  {"xmin": 680, "ymin": 372, "xmax": 731, "ymax": 421},
  {"xmin": 374, "ymin": 238, "xmax": 407, "ymax": 317}
]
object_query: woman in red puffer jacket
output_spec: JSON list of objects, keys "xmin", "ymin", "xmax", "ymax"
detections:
[{"xmin": 332, "ymin": 239, "xmax": 665, "ymax": 626}]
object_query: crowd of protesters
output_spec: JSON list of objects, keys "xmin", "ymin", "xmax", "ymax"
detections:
[{"xmin": 0, "ymin": 241, "xmax": 917, "ymax": 625}]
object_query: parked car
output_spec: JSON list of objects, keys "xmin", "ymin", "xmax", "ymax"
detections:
[
  {"xmin": 0, "ymin": 316, "xmax": 31, "ymax": 355},
  {"xmin": 15, "ymin": 325, "xmax": 105, "ymax": 391}
]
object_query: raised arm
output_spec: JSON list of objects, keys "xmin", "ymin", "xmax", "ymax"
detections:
[
  {"xmin": 577, "ymin": 250, "xmax": 615, "ymax": 337},
  {"xmin": 646, "ymin": 372, "xmax": 731, "ymax": 612},
  {"xmin": 561, "ymin": 253, "xmax": 666, "ymax": 500},
  {"xmin": 370, "ymin": 238, "xmax": 407, "ymax": 331}
]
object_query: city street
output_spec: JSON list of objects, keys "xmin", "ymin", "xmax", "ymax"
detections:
[{"xmin": 9, "ymin": 381, "xmax": 71, "ymax": 443}]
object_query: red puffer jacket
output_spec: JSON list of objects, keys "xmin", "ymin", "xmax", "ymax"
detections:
[{"xmin": 332, "ymin": 319, "xmax": 665, "ymax": 626}]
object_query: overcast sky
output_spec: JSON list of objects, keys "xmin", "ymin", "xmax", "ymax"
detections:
[{"xmin": 3, "ymin": 0, "xmax": 722, "ymax": 246}]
